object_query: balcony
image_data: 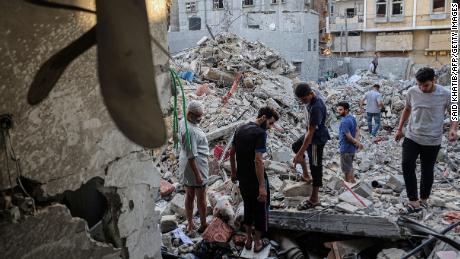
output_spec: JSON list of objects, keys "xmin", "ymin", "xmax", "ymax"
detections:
[{"xmin": 329, "ymin": 15, "xmax": 364, "ymax": 32}]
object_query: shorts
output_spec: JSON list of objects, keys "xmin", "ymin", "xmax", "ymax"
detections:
[
  {"xmin": 239, "ymin": 179, "xmax": 270, "ymax": 233},
  {"xmin": 340, "ymin": 153, "xmax": 355, "ymax": 173}
]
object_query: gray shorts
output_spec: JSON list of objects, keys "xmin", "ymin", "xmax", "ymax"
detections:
[{"xmin": 340, "ymin": 153, "xmax": 355, "ymax": 173}]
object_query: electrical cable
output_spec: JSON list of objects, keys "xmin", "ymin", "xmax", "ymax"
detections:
[{"xmin": 5, "ymin": 131, "xmax": 37, "ymax": 213}]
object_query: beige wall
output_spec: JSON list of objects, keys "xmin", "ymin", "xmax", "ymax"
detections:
[
  {"xmin": 332, "ymin": 35, "xmax": 363, "ymax": 52},
  {"xmin": 365, "ymin": 0, "xmax": 451, "ymax": 29},
  {"xmin": 376, "ymin": 32, "xmax": 413, "ymax": 51}
]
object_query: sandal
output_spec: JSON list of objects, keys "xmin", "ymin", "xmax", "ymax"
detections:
[
  {"xmin": 420, "ymin": 200, "xmax": 429, "ymax": 210},
  {"xmin": 400, "ymin": 203, "xmax": 422, "ymax": 215},
  {"xmin": 254, "ymin": 238, "xmax": 270, "ymax": 253},
  {"xmin": 297, "ymin": 200, "xmax": 321, "ymax": 211},
  {"xmin": 197, "ymin": 224, "xmax": 208, "ymax": 234},
  {"xmin": 244, "ymin": 236, "xmax": 253, "ymax": 250}
]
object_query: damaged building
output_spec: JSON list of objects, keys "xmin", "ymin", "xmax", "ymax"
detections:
[
  {"xmin": 168, "ymin": 0, "xmax": 320, "ymax": 81},
  {"xmin": 323, "ymin": 0, "xmax": 453, "ymax": 79},
  {"xmin": 1, "ymin": 0, "xmax": 459, "ymax": 259}
]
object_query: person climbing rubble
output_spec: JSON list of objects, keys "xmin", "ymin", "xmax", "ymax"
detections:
[
  {"xmin": 360, "ymin": 84, "xmax": 384, "ymax": 137},
  {"xmin": 337, "ymin": 101, "xmax": 363, "ymax": 183},
  {"xmin": 292, "ymin": 83, "xmax": 330, "ymax": 210},
  {"xmin": 229, "ymin": 106, "xmax": 279, "ymax": 253},
  {"xmin": 179, "ymin": 100, "xmax": 209, "ymax": 234},
  {"xmin": 395, "ymin": 67, "xmax": 458, "ymax": 214}
]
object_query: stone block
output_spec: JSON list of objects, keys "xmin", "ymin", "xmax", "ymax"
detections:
[
  {"xmin": 283, "ymin": 196, "xmax": 305, "ymax": 208},
  {"xmin": 352, "ymin": 182, "xmax": 373, "ymax": 198},
  {"xmin": 269, "ymin": 176, "xmax": 284, "ymax": 191},
  {"xmin": 385, "ymin": 175, "xmax": 405, "ymax": 193},
  {"xmin": 338, "ymin": 191, "xmax": 373, "ymax": 208},
  {"xmin": 265, "ymin": 161, "xmax": 290, "ymax": 174},
  {"xmin": 203, "ymin": 67, "xmax": 235, "ymax": 86},
  {"xmin": 326, "ymin": 175, "xmax": 343, "ymax": 191},
  {"xmin": 282, "ymin": 180, "xmax": 312, "ymax": 197},
  {"xmin": 160, "ymin": 215, "xmax": 178, "ymax": 233},
  {"xmin": 336, "ymin": 202, "xmax": 359, "ymax": 214},
  {"xmin": 272, "ymin": 150, "xmax": 292, "ymax": 163},
  {"xmin": 170, "ymin": 194, "xmax": 196, "ymax": 218}
]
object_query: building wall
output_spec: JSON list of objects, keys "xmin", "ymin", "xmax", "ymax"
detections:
[
  {"xmin": 0, "ymin": 1, "xmax": 168, "ymax": 258},
  {"xmin": 169, "ymin": 0, "xmax": 320, "ymax": 81}
]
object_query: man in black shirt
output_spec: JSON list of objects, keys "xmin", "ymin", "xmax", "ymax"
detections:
[
  {"xmin": 230, "ymin": 106, "xmax": 279, "ymax": 253},
  {"xmin": 292, "ymin": 83, "xmax": 330, "ymax": 210}
]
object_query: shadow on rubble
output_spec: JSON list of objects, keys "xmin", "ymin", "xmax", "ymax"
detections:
[{"xmin": 0, "ymin": 176, "xmax": 129, "ymax": 258}]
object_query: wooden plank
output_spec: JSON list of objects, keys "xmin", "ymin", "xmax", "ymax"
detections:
[{"xmin": 269, "ymin": 210, "xmax": 406, "ymax": 239}]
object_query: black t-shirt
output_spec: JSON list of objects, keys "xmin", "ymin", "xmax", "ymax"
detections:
[
  {"xmin": 232, "ymin": 122, "xmax": 267, "ymax": 185},
  {"xmin": 308, "ymin": 96, "xmax": 330, "ymax": 145}
]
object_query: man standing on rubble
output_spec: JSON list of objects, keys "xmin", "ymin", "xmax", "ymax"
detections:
[
  {"xmin": 360, "ymin": 84, "xmax": 384, "ymax": 137},
  {"xmin": 395, "ymin": 67, "xmax": 458, "ymax": 213},
  {"xmin": 179, "ymin": 101, "xmax": 209, "ymax": 234},
  {"xmin": 230, "ymin": 106, "xmax": 279, "ymax": 253},
  {"xmin": 371, "ymin": 52, "xmax": 379, "ymax": 74},
  {"xmin": 337, "ymin": 102, "xmax": 363, "ymax": 183},
  {"xmin": 292, "ymin": 83, "xmax": 330, "ymax": 210}
]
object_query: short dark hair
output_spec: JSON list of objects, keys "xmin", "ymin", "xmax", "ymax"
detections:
[
  {"xmin": 373, "ymin": 84, "xmax": 380, "ymax": 90},
  {"xmin": 337, "ymin": 101, "xmax": 350, "ymax": 110},
  {"xmin": 294, "ymin": 83, "xmax": 313, "ymax": 98},
  {"xmin": 257, "ymin": 106, "xmax": 279, "ymax": 121},
  {"xmin": 415, "ymin": 67, "xmax": 435, "ymax": 82}
]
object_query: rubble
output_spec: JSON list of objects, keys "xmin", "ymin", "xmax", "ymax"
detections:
[
  {"xmin": 161, "ymin": 215, "xmax": 179, "ymax": 233},
  {"xmin": 155, "ymin": 33, "xmax": 459, "ymax": 258}
]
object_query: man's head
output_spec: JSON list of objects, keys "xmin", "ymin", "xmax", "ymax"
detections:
[
  {"xmin": 336, "ymin": 101, "xmax": 350, "ymax": 117},
  {"xmin": 375, "ymin": 52, "xmax": 379, "ymax": 56},
  {"xmin": 294, "ymin": 83, "xmax": 315, "ymax": 104},
  {"xmin": 373, "ymin": 84, "xmax": 380, "ymax": 91},
  {"xmin": 256, "ymin": 106, "xmax": 279, "ymax": 130},
  {"xmin": 187, "ymin": 100, "xmax": 204, "ymax": 124},
  {"xmin": 415, "ymin": 67, "xmax": 436, "ymax": 93}
]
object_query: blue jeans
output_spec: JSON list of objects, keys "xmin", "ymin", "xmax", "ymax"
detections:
[{"xmin": 367, "ymin": 112, "xmax": 381, "ymax": 136}]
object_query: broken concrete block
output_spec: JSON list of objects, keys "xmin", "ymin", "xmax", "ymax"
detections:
[
  {"xmin": 272, "ymin": 150, "xmax": 291, "ymax": 163},
  {"xmin": 336, "ymin": 202, "xmax": 359, "ymax": 214},
  {"xmin": 385, "ymin": 175, "xmax": 405, "ymax": 193},
  {"xmin": 170, "ymin": 194, "xmax": 196, "ymax": 218},
  {"xmin": 269, "ymin": 176, "xmax": 284, "ymax": 191},
  {"xmin": 265, "ymin": 160, "xmax": 290, "ymax": 174},
  {"xmin": 377, "ymin": 248, "xmax": 414, "ymax": 259},
  {"xmin": 326, "ymin": 175, "xmax": 343, "ymax": 191},
  {"xmin": 282, "ymin": 180, "xmax": 312, "ymax": 197},
  {"xmin": 352, "ymin": 182, "xmax": 373, "ymax": 198},
  {"xmin": 283, "ymin": 196, "xmax": 305, "ymax": 208},
  {"xmin": 161, "ymin": 215, "xmax": 178, "ymax": 233},
  {"xmin": 202, "ymin": 217, "xmax": 234, "ymax": 242},
  {"xmin": 206, "ymin": 121, "xmax": 245, "ymax": 142},
  {"xmin": 1, "ymin": 205, "xmax": 120, "ymax": 258},
  {"xmin": 243, "ymin": 77, "xmax": 254, "ymax": 88},
  {"xmin": 338, "ymin": 191, "xmax": 373, "ymax": 208},
  {"xmin": 203, "ymin": 67, "xmax": 234, "ymax": 85},
  {"xmin": 160, "ymin": 179, "xmax": 175, "ymax": 197}
]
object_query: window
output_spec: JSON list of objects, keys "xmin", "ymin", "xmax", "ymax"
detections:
[
  {"xmin": 272, "ymin": 0, "xmax": 278, "ymax": 4},
  {"xmin": 330, "ymin": 5, "xmax": 334, "ymax": 16},
  {"xmin": 293, "ymin": 62, "xmax": 302, "ymax": 74},
  {"xmin": 308, "ymin": 39, "xmax": 311, "ymax": 51},
  {"xmin": 242, "ymin": 0, "xmax": 253, "ymax": 6},
  {"xmin": 432, "ymin": 0, "xmax": 446, "ymax": 13},
  {"xmin": 346, "ymin": 8, "xmax": 355, "ymax": 17},
  {"xmin": 376, "ymin": 0, "xmax": 387, "ymax": 17},
  {"xmin": 313, "ymin": 39, "xmax": 317, "ymax": 51},
  {"xmin": 281, "ymin": 0, "xmax": 286, "ymax": 3},
  {"xmin": 185, "ymin": 1, "xmax": 197, "ymax": 12},
  {"xmin": 213, "ymin": 0, "xmax": 224, "ymax": 9},
  {"xmin": 391, "ymin": 0, "xmax": 403, "ymax": 15}
]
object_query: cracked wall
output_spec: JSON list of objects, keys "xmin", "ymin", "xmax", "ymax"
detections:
[{"xmin": 0, "ymin": 1, "xmax": 169, "ymax": 258}]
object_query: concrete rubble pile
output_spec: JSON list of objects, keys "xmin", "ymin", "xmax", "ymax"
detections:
[{"xmin": 156, "ymin": 33, "xmax": 460, "ymax": 257}]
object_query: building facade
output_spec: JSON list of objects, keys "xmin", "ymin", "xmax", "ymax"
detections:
[
  {"xmin": 169, "ymin": 0, "xmax": 320, "ymax": 81},
  {"xmin": 327, "ymin": 0, "xmax": 452, "ymax": 67}
]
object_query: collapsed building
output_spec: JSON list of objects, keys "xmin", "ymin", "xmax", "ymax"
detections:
[{"xmin": 157, "ymin": 33, "xmax": 460, "ymax": 258}]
